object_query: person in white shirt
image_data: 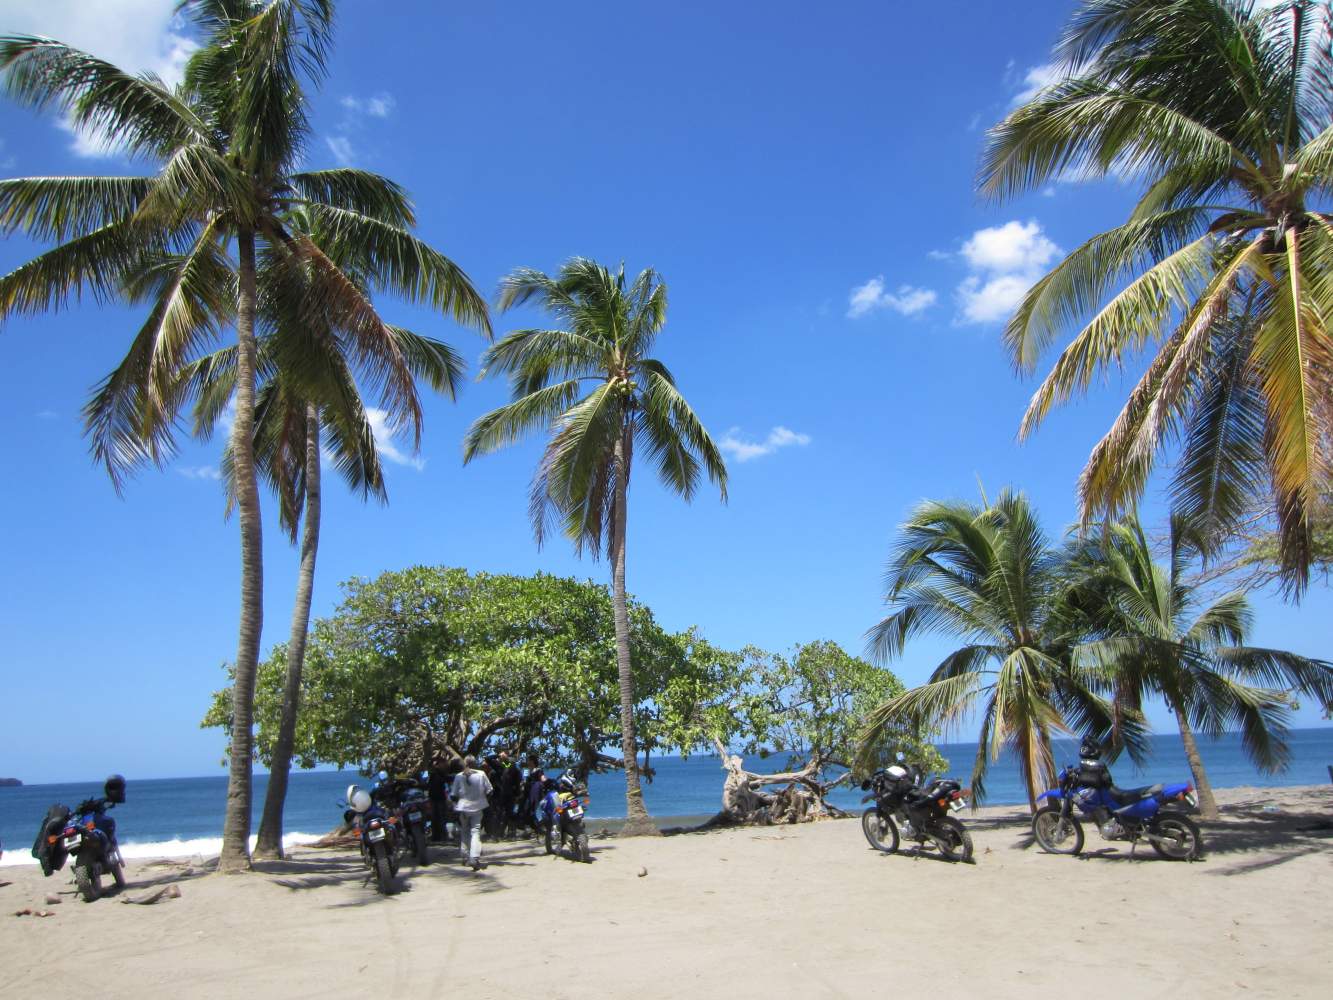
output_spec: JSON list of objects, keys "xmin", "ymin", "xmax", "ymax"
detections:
[{"xmin": 451, "ymin": 755, "xmax": 494, "ymax": 870}]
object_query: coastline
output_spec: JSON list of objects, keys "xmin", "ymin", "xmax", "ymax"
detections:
[{"xmin": 2, "ymin": 784, "xmax": 1329, "ymax": 998}]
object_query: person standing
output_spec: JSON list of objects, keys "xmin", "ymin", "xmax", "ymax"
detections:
[{"xmin": 451, "ymin": 756, "xmax": 493, "ymax": 871}]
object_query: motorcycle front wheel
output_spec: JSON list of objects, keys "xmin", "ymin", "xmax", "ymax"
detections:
[
  {"xmin": 1032, "ymin": 805, "xmax": 1085, "ymax": 855},
  {"xmin": 1150, "ymin": 813, "xmax": 1203, "ymax": 861},
  {"xmin": 931, "ymin": 817, "xmax": 974, "ymax": 862},
  {"xmin": 372, "ymin": 846, "xmax": 394, "ymax": 894},
  {"xmin": 861, "ymin": 808, "xmax": 900, "ymax": 854},
  {"xmin": 73, "ymin": 861, "xmax": 101, "ymax": 902},
  {"xmin": 544, "ymin": 823, "xmax": 554, "ymax": 856}
]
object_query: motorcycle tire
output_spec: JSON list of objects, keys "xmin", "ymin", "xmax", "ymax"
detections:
[
  {"xmin": 544, "ymin": 824, "xmax": 554, "ymax": 856},
  {"xmin": 1032, "ymin": 805, "xmax": 1085, "ymax": 855},
  {"xmin": 1150, "ymin": 813, "xmax": 1204, "ymax": 861},
  {"xmin": 861, "ymin": 808, "xmax": 900, "ymax": 854},
  {"xmin": 575, "ymin": 833, "xmax": 591, "ymax": 863},
  {"xmin": 74, "ymin": 861, "xmax": 101, "ymax": 903},
  {"xmin": 932, "ymin": 816, "xmax": 974, "ymax": 862},
  {"xmin": 372, "ymin": 846, "xmax": 394, "ymax": 894},
  {"xmin": 413, "ymin": 825, "xmax": 429, "ymax": 866}
]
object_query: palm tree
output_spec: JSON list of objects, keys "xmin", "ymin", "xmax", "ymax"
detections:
[
  {"xmin": 464, "ymin": 259, "xmax": 728, "ymax": 834},
  {"xmin": 980, "ymin": 0, "xmax": 1333, "ymax": 594},
  {"xmin": 0, "ymin": 1, "xmax": 488, "ymax": 870},
  {"xmin": 1071, "ymin": 515, "xmax": 1333, "ymax": 819},
  {"xmin": 183, "ymin": 255, "xmax": 469, "ymax": 858},
  {"xmin": 861, "ymin": 490, "xmax": 1137, "ymax": 810}
]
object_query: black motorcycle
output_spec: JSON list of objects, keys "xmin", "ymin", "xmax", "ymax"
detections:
[
  {"xmin": 368, "ymin": 772, "xmax": 432, "ymax": 866},
  {"xmin": 346, "ymin": 783, "xmax": 400, "ymax": 894},
  {"xmin": 860, "ymin": 760, "xmax": 973, "ymax": 863},
  {"xmin": 33, "ymin": 775, "xmax": 128, "ymax": 901}
]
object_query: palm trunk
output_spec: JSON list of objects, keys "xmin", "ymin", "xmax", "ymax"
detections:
[
  {"xmin": 254, "ymin": 404, "xmax": 321, "ymax": 860},
  {"xmin": 1170, "ymin": 696, "xmax": 1219, "ymax": 821},
  {"xmin": 611, "ymin": 428, "xmax": 657, "ymax": 836},
  {"xmin": 218, "ymin": 228, "xmax": 265, "ymax": 873}
]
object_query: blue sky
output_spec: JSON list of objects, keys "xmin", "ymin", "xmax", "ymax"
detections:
[{"xmin": 1, "ymin": 1, "xmax": 1328, "ymax": 783}]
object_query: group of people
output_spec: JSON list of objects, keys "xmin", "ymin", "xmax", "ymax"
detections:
[{"xmin": 423, "ymin": 752, "xmax": 573, "ymax": 870}]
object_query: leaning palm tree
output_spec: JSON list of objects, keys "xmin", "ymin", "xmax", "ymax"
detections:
[
  {"xmin": 0, "ymin": 1, "xmax": 488, "ymax": 870},
  {"xmin": 183, "ymin": 248, "xmax": 468, "ymax": 857},
  {"xmin": 860, "ymin": 490, "xmax": 1139, "ymax": 809},
  {"xmin": 981, "ymin": 0, "xmax": 1333, "ymax": 594},
  {"xmin": 1072, "ymin": 515, "xmax": 1333, "ymax": 819},
  {"xmin": 464, "ymin": 259, "xmax": 728, "ymax": 834}
]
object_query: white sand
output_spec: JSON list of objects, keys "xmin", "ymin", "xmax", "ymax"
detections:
[{"xmin": 2, "ymin": 785, "xmax": 1329, "ymax": 999}]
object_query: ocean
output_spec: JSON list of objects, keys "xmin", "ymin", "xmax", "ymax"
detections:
[{"xmin": 3, "ymin": 728, "xmax": 1330, "ymax": 866}]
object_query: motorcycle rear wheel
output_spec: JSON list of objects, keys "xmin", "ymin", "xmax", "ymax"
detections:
[
  {"xmin": 413, "ymin": 825, "xmax": 429, "ymax": 866},
  {"xmin": 372, "ymin": 847, "xmax": 394, "ymax": 894},
  {"xmin": 74, "ymin": 862, "xmax": 101, "ymax": 903},
  {"xmin": 932, "ymin": 817, "xmax": 973, "ymax": 862},
  {"xmin": 1150, "ymin": 813, "xmax": 1203, "ymax": 861},
  {"xmin": 861, "ymin": 808, "xmax": 900, "ymax": 854},
  {"xmin": 575, "ymin": 832, "xmax": 591, "ymax": 863},
  {"xmin": 1033, "ymin": 806, "xmax": 1085, "ymax": 855}
]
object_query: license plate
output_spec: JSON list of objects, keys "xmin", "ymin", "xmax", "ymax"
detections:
[
  {"xmin": 62, "ymin": 836, "xmax": 79, "ymax": 850},
  {"xmin": 407, "ymin": 812, "xmax": 421, "ymax": 822},
  {"xmin": 948, "ymin": 799, "xmax": 964, "ymax": 812},
  {"xmin": 367, "ymin": 828, "xmax": 385, "ymax": 841},
  {"xmin": 567, "ymin": 806, "xmax": 583, "ymax": 819}
]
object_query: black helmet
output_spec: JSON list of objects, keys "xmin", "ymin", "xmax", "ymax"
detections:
[
  {"xmin": 1078, "ymin": 737, "xmax": 1102, "ymax": 761},
  {"xmin": 104, "ymin": 774, "xmax": 126, "ymax": 804}
]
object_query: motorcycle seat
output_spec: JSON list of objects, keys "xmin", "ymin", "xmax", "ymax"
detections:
[{"xmin": 1108, "ymin": 783, "xmax": 1162, "ymax": 805}]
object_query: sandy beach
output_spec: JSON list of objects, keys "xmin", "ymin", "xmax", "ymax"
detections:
[{"xmin": 2, "ymin": 784, "xmax": 1330, "ymax": 999}]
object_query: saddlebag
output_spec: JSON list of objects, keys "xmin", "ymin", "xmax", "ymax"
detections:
[{"xmin": 31, "ymin": 804, "xmax": 71, "ymax": 876}]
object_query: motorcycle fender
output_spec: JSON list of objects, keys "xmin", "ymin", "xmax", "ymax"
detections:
[{"xmin": 1036, "ymin": 789, "xmax": 1062, "ymax": 801}]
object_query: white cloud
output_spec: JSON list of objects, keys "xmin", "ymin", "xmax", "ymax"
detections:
[
  {"xmin": 4, "ymin": 1, "xmax": 198, "ymax": 158},
  {"xmin": 365, "ymin": 407, "xmax": 425, "ymax": 471},
  {"xmin": 717, "ymin": 426, "xmax": 811, "ymax": 463},
  {"xmin": 847, "ymin": 278, "xmax": 937, "ymax": 319},
  {"xmin": 341, "ymin": 93, "xmax": 396, "ymax": 119},
  {"xmin": 325, "ymin": 135, "xmax": 355, "ymax": 166},
  {"xmin": 954, "ymin": 220, "xmax": 1061, "ymax": 325},
  {"xmin": 177, "ymin": 465, "xmax": 221, "ymax": 481},
  {"xmin": 1012, "ymin": 61, "xmax": 1064, "ymax": 105},
  {"xmin": 960, "ymin": 220, "xmax": 1060, "ymax": 275}
]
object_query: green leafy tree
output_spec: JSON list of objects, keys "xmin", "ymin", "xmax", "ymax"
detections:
[
  {"xmin": 464, "ymin": 259, "xmax": 728, "ymax": 835},
  {"xmin": 202, "ymin": 567, "xmax": 692, "ymax": 778},
  {"xmin": 1072, "ymin": 515, "xmax": 1333, "ymax": 819},
  {"xmin": 861, "ymin": 490, "xmax": 1135, "ymax": 809},
  {"xmin": 981, "ymin": 0, "xmax": 1333, "ymax": 595},
  {"xmin": 0, "ymin": 1, "xmax": 487, "ymax": 870}
]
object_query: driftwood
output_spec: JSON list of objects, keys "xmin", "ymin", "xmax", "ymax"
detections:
[{"xmin": 711, "ymin": 738, "xmax": 846, "ymax": 826}]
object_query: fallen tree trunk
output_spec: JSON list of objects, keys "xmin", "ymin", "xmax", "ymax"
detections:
[{"xmin": 711, "ymin": 738, "xmax": 847, "ymax": 825}]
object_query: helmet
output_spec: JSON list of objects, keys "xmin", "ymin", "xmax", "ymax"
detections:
[
  {"xmin": 885, "ymin": 765, "xmax": 909, "ymax": 781},
  {"xmin": 1079, "ymin": 737, "xmax": 1102, "ymax": 762},
  {"xmin": 347, "ymin": 785, "xmax": 372, "ymax": 813},
  {"xmin": 104, "ymin": 774, "xmax": 126, "ymax": 804},
  {"xmin": 376, "ymin": 770, "xmax": 389, "ymax": 782},
  {"xmin": 557, "ymin": 772, "xmax": 577, "ymax": 793}
]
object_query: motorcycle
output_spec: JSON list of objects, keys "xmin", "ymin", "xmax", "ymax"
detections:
[
  {"xmin": 541, "ymin": 777, "xmax": 592, "ymax": 863},
  {"xmin": 346, "ymin": 784, "xmax": 400, "ymax": 893},
  {"xmin": 33, "ymin": 775, "xmax": 128, "ymax": 902},
  {"xmin": 860, "ymin": 756, "xmax": 973, "ymax": 863},
  {"xmin": 1032, "ymin": 743, "xmax": 1203, "ymax": 861},
  {"xmin": 371, "ymin": 772, "xmax": 432, "ymax": 866}
]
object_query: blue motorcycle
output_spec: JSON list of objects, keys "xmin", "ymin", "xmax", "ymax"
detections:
[
  {"xmin": 1032, "ymin": 740, "xmax": 1203, "ymax": 861},
  {"xmin": 35, "ymin": 775, "xmax": 128, "ymax": 901}
]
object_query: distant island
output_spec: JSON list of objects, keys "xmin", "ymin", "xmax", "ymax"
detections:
[{"xmin": 0, "ymin": 778, "xmax": 21, "ymax": 787}]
